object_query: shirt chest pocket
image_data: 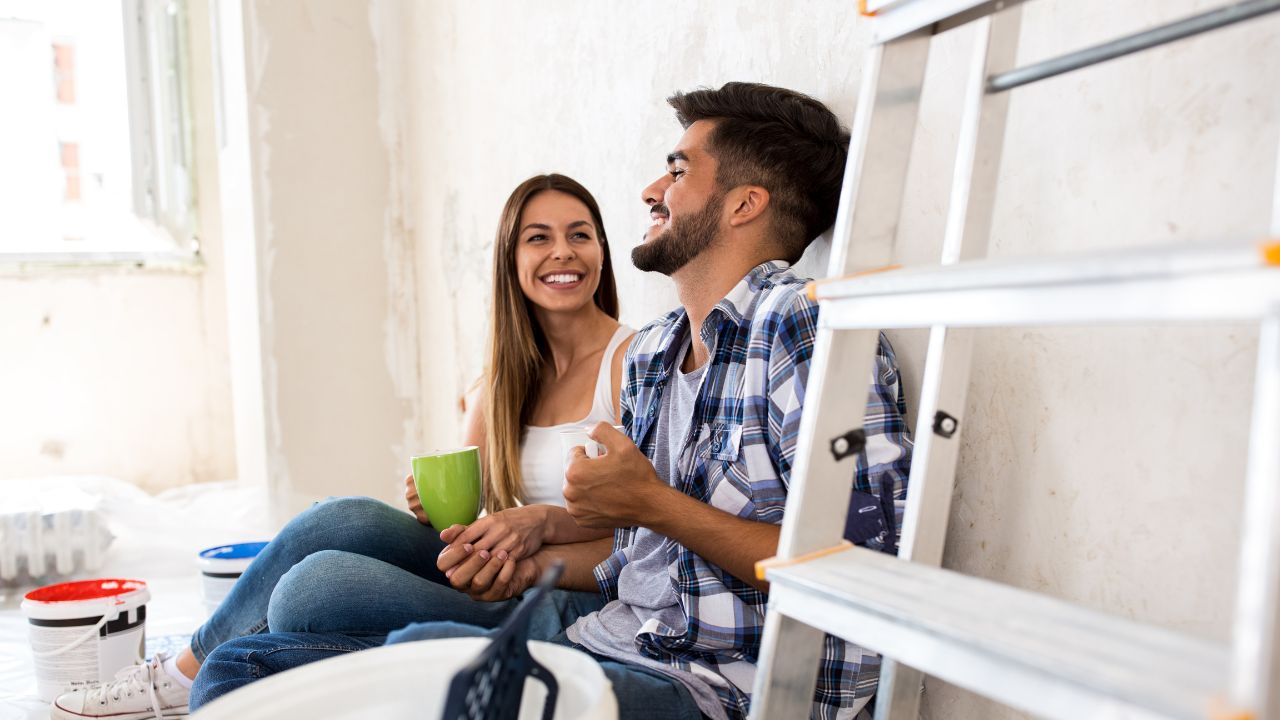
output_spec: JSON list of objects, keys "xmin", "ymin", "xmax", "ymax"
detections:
[{"xmin": 698, "ymin": 421, "xmax": 743, "ymax": 462}]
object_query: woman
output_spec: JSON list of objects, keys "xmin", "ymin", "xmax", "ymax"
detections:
[{"xmin": 50, "ymin": 174, "xmax": 634, "ymax": 719}]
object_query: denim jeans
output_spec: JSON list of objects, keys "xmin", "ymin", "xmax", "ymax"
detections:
[
  {"xmin": 191, "ymin": 607, "xmax": 704, "ymax": 720},
  {"xmin": 190, "ymin": 495, "xmax": 453, "ymax": 662}
]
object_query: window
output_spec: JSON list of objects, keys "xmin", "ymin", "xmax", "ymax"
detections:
[{"xmin": 0, "ymin": 0, "xmax": 196, "ymax": 259}]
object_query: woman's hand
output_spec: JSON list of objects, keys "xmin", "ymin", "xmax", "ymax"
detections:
[
  {"xmin": 436, "ymin": 505, "xmax": 550, "ymax": 574},
  {"xmin": 403, "ymin": 473, "xmax": 429, "ymax": 525}
]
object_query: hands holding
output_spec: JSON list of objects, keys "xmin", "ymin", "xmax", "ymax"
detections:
[
  {"xmin": 562, "ymin": 422, "xmax": 671, "ymax": 529},
  {"xmin": 403, "ymin": 473, "xmax": 429, "ymax": 525},
  {"xmin": 436, "ymin": 505, "xmax": 550, "ymax": 601}
]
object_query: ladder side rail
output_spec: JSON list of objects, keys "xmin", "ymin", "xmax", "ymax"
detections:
[
  {"xmin": 750, "ymin": 31, "xmax": 931, "ymax": 720},
  {"xmin": 1230, "ymin": 313, "xmax": 1280, "ymax": 720},
  {"xmin": 1231, "ymin": 133, "xmax": 1280, "ymax": 719},
  {"xmin": 876, "ymin": 8, "xmax": 1022, "ymax": 720}
]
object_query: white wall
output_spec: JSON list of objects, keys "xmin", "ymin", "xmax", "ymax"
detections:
[{"xmin": 398, "ymin": 2, "xmax": 1279, "ymax": 718}]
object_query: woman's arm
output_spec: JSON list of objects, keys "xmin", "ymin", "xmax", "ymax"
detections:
[
  {"xmin": 461, "ymin": 379, "xmax": 487, "ymax": 469},
  {"xmin": 609, "ymin": 333, "xmax": 636, "ymax": 422}
]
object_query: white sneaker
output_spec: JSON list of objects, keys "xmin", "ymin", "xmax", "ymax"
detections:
[{"xmin": 51, "ymin": 653, "xmax": 190, "ymax": 720}]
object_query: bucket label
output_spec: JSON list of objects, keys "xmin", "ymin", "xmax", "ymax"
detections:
[{"xmin": 28, "ymin": 607, "xmax": 146, "ymax": 702}]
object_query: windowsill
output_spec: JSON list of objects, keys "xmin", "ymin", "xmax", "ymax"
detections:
[{"xmin": 0, "ymin": 250, "xmax": 204, "ymax": 276}]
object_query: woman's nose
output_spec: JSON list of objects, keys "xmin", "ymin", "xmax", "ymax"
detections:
[{"xmin": 551, "ymin": 236, "xmax": 576, "ymax": 260}]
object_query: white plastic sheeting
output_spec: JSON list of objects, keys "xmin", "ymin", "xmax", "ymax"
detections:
[{"xmin": 0, "ymin": 476, "xmax": 270, "ymax": 720}]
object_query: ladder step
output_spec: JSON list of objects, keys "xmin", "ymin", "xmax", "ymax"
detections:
[
  {"xmin": 764, "ymin": 545, "xmax": 1231, "ymax": 720},
  {"xmin": 813, "ymin": 241, "xmax": 1280, "ymax": 329}
]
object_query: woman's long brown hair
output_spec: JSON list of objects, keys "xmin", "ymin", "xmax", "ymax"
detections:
[{"xmin": 483, "ymin": 174, "xmax": 618, "ymax": 512}]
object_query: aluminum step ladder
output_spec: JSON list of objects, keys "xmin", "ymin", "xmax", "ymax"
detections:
[{"xmin": 749, "ymin": 1, "xmax": 1280, "ymax": 719}]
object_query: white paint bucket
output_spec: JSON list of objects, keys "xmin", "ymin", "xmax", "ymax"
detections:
[
  {"xmin": 21, "ymin": 578, "xmax": 150, "ymax": 702},
  {"xmin": 198, "ymin": 541, "xmax": 268, "ymax": 616}
]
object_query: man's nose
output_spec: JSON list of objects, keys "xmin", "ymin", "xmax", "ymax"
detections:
[{"xmin": 641, "ymin": 175, "xmax": 669, "ymax": 207}]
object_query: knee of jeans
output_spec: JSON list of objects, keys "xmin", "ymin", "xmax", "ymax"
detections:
[
  {"xmin": 266, "ymin": 549, "xmax": 353, "ymax": 631},
  {"xmin": 386, "ymin": 620, "xmax": 489, "ymax": 645},
  {"xmin": 302, "ymin": 495, "xmax": 391, "ymax": 526}
]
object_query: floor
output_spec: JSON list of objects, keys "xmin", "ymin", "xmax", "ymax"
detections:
[{"xmin": 0, "ymin": 476, "xmax": 270, "ymax": 720}]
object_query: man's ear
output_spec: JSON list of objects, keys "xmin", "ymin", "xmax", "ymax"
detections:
[{"xmin": 726, "ymin": 185, "xmax": 770, "ymax": 228}]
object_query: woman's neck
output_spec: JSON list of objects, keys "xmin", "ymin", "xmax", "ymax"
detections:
[{"xmin": 534, "ymin": 304, "xmax": 618, "ymax": 379}]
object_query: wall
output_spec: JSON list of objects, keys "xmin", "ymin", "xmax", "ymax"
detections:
[
  {"xmin": 401, "ymin": 1, "xmax": 1279, "ymax": 718},
  {"xmin": 236, "ymin": 0, "xmax": 421, "ymax": 519}
]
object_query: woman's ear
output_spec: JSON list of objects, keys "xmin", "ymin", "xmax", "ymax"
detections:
[{"xmin": 727, "ymin": 185, "xmax": 770, "ymax": 228}]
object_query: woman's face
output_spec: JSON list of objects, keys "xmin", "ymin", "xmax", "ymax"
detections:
[{"xmin": 514, "ymin": 190, "xmax": 604, "ymax": 315}]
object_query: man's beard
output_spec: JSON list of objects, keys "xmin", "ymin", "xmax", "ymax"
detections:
[{"xmin": 631, "ymin": 191, "xmax": 724, "ymax": 276}]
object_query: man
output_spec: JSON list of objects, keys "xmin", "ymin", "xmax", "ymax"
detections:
[{"xmin": 188, "ymin": 82, "xmax": 912, "ymax": 719}]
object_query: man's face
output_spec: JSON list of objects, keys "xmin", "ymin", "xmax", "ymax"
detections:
[{"xmin": 632, "ymin": 120, "xmax": 726, "ymax": 276}]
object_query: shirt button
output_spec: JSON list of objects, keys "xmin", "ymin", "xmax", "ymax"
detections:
[{"xmin": 711, "ymin": 441, "xmax": 722, "ymax": 452}]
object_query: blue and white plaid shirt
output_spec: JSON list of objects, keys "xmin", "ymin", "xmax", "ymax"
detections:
[{"xmin": 593, "ymin": 261, "xmax": 913, "ymax": 719}]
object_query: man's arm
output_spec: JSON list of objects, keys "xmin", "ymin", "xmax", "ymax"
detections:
[
  {"xmin": 644, "ymin": 485, "xmax": 778, "ymax": 592},
  {"xmin": 457, "ymin": 536, "xmax": 614, "ymax": 601},
  {"xmin": 564, "ymin": 427, "xmax": 777, "ymax": 592}
]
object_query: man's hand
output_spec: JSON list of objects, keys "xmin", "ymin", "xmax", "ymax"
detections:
[
  {"xmin": 403, "ymin": 473, "xmax": 428, "ymax": 525},
  {"xmin": 563, "ymin": 422, "xmax": 671, "ymax": 529}
]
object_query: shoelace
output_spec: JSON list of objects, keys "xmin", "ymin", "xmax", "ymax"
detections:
[{"xmin": 85, "ymin": 657, "xmax": 166, "ymax": 720}]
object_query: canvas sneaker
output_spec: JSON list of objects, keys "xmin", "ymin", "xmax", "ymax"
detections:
[{"xmin": 51, "ymin": 652, "xmax": 190, "ymax": 720}]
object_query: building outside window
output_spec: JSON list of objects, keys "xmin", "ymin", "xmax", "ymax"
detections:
[{"xmin": 0, "ymin": 0, "xmax": 195, "ymax": 259}]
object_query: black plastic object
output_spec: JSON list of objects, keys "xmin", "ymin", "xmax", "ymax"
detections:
[
  {"xmin": 829, "ymin": 428, "xmax": 867, "ymax": 461},
  {"xmin": 440, "ymin": 561, "xmax": 565, "ymax": 720}
]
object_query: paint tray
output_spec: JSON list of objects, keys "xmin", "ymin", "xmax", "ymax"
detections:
[{"xmin": 441, "ymin": 561, "xmax": 565, "ymax": 720}]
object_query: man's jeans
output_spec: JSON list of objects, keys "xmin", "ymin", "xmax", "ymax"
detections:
[{"xmin": 190, "ymin": 581, "xmax": 703, "ymax": 720}]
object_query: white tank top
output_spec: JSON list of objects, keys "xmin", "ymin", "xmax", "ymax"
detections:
[{"xmin": 519, "ymin": 325, "xmax": 633, "ymax": 506}]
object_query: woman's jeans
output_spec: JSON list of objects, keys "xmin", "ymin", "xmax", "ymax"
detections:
[
  {"xmin": 190, "ymin": 496, "xmax": 456, "ymax": 662},
  {"xmin": 188, "ymin": 495, "xmax": 703, "ymax": 719}
]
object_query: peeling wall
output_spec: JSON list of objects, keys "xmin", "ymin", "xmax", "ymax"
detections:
[
  {"xmin": 399, "ymin": 1, "xmax": 1279, "ymax": 718},
  {"xmin": 238, "ymin": 0, "xmax": 421, "ymax": 519}
]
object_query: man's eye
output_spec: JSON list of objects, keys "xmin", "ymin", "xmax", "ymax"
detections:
[{"xmin": 669, "ymin": 169, "xmax": 685, "ymax": 180}]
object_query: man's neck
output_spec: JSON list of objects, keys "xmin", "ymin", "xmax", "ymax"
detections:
[{"xmin": 673, "ymin": 240, "xmax": 776, "ymax": 372}]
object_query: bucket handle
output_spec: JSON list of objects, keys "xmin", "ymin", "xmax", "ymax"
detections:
[{"xmin": 30, "ymin": 602, "xmax": 121, "ymax": 660}]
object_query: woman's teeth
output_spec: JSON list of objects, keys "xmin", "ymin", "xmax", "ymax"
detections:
[{"xmin": 543, "ymin": 273, "xmax": 582, "ymax": 285}]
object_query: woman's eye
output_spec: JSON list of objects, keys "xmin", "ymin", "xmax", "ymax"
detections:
[
  {"xmin": 526, "ymin": 234, "xmax": 546, "ymax": 243},
  {"xmin": 571, "ymin": 232, "xmax": 592, "ymax": 241}
]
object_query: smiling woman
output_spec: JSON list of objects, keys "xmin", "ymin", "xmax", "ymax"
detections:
[{"xmin": 483, "ymin": 174, "xmax": 631, "ymax": 513}]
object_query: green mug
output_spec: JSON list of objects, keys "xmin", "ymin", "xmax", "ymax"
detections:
[{"xmin": 411, "ymin": 447, "xmax": 483, "ymax": 532}]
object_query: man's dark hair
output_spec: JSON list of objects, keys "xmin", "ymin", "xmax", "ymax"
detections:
[{"xmin": 667, "ymin": 82, "xmax": 850, "ymax": 262}]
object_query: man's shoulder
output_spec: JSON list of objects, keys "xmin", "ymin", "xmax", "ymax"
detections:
[
  {"xmin": 746, "ymin": 265, "xmax": 819, "ymax": 335},
  {"xmin": 627, "ymin": 307, "xmax": 684, "ymax": 357}
]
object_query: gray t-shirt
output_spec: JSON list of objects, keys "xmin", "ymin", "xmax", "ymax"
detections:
[{"xmin": 567, "ymin": 338, "xmax": 728, "ymax": 720}]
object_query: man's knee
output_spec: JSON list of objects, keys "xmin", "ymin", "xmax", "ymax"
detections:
[{"xmin": 386, "ymin": 620, "xmax": 491, "ymax": 645}]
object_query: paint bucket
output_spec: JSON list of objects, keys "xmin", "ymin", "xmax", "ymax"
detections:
[
  {"xmin": 198, "ymin": 541, "xmax": 268, "ymax": 615},
  {"xmin": 21, "ymin": 578, "xmax": 149, "ymax": 702}
]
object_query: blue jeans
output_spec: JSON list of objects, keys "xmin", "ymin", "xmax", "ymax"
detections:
[
  {"xmin": 190, "ymin": 495, "xmax": 453, "ymax": 661},
  {"xmin": 191, "ymin": 613, "xmax": 704, "ymax": 720}
]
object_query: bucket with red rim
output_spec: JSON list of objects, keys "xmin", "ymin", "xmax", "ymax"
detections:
[{"xmin": 21, "ymin": 578, "xmax": 149, "ymax": 701}]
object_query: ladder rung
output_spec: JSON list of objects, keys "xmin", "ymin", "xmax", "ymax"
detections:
[
  {"xmin": 812, "ymin": 242, "xmax": 1280, "ymax": 329},
  {"xmin": 764, "ymin": 546, "xmax": 1232, "ymax": 720}
]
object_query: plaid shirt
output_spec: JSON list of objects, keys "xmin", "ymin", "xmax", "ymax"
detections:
[{"xmin": 593, "ymin": 261, "xmax": 914, "ymax": 719}]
